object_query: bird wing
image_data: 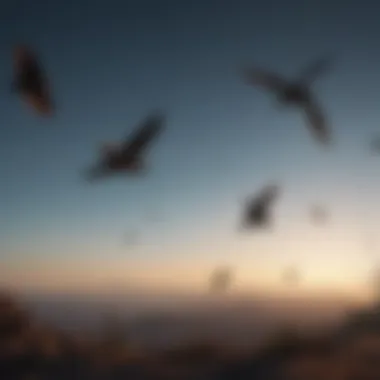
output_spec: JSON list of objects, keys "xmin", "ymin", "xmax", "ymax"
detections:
[
  {"xmin": 100, "ymin": 142, "xmax": 119, "ymax": 156},
  {"xmin": 245, "ymin": 185, "xmax": 279, "ymax": 225},
  {"xmin": 258, "ymin": 184, "xmax": 279, "ymax": 206},
  {"xmin": 243, "ymin": 66, "xmax": 287, "ymax": 92},
  {"xmin": 14, "ymin": 48, "xmax": 54, "ymax": 115},
  {"xmin": 295, "ymin": 56, "xmax": 332, "ymax": 86},
  {"xmin": 22, "ymin": 92, "xmax": 53, "ymax": 116},
  {"xmin": 14, "ymin": 48, "xmax": 44, "ymax": 86},
  {"xmin": 303, "ymin": 101, "xmax": 329, "ymax": 144},
  {"xmin": 13, "ymin": 46, "xmax": 35, "ymax": 72},
  {"xmin": 25, "ymin": 60, "xmax": 51, "ymax": 99},
  {"xmin": 121, "ymin": 112, "xmax": 165, "ymax": 157}
]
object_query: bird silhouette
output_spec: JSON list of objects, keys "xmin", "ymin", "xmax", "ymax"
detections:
[
  {"xmin": 243, "ymin": 56, "xmax": 332, "ymax": 144},
  {"xmin": 124, "ymin": 229, "xmax": 140, "ymax": 247},
  {"xmin": 310, "ymin": 205, "xmax": 328, "ymax": 225},
  {"xmin": 241, "ymin": 184, "xmax": 280, "ymax": 230},
  {"xmin": 282, "ymin": 266, "xmax": 300, "ymax": 286},
  {"xmin": 85, "ymin": 111, "xmax": 165, "ymax": 181},
  {"xmin": 12, "ymin": 45, "xmax": 54, "ymax": 116},
  {"xmin": 209, "ymin": 267, "xmax": 232, "ymax": 293}
]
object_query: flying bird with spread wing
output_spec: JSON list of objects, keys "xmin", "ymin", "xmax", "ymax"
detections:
[
  {"xmin": 241, "ymin": 184, "xmax": 280, "ymax": 230},
  {"xmin": 85, "ymin": 111, "xmax": 165, "ymax": 181},
  {"xmin": 243, "ymin": 56, "xmax": 332, "ymax": 144},
  {"xmin": 12, "ymin": 45, "xmax": 54, "ymax": 116}
]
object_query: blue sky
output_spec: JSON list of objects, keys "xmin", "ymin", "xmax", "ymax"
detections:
[{"xmin": 1, "ymin": 0, "xmax": 380, "ymax": 296}]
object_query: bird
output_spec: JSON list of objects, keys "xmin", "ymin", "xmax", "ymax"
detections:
[
  {"xmin": 243, "ymin": 56, "xmax": 332, "ymax": 145},
  {"xmin": 282, "ymin": 266, "xmax": 300, "ymax": 286},
  {"xmin": 310, "ymin": 205, "xmax": 328, "ymax": 225},
  {"xmin": 11, "ymin": 44, "xmax": 54, "ymax": 116},
  {"xmin": 209, "ymin": 267, "xmax": 232, "ymax": 293},
  {"xmin": 241, "ymin": 184, "xmax": 280, "ymax": 230},
  {"xmin": 85, "ymin": 111, "xmax": 165, "ymax": 181},
  {"xmin": 124, "ymin": 229, "xmax": 140, "ymax": 247}
]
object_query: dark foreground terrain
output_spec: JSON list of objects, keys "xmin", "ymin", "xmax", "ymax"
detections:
[{"xmin": 1, "ymin": 290, "xmax": 380, "ymax": 379}]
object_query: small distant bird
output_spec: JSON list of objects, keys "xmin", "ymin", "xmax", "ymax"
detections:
[
  {"xmin": 125, "ymin": 229, "xmax": 139, "ymax": 247},
  {"xmin": 209, "ymin": 267, "xmax": 232, "ymax": 293},
  {"xmin": 241, "ymin": 184, "xmax": 280, "ymax": 229},
  {"xmin": 85, "ymin": 111, "xmax": 165, "ymax": 181},
  {"xmin": 310, "ymin": 205, "xmax": 328, "ymax": 225},
  {"xmin": 282, "ymin": 266, "xmax": 300, "ymax": 286},
  {"xmin": 243, "ymin": 56, "xmax": 332, "ymax": 144},
  {"xmin": 12, "ymin": 45, "xmax": 54, "ymax": 116},
  {"xmin": 144, "ymin": 204, "xmax": 163, "ymax": 224}
]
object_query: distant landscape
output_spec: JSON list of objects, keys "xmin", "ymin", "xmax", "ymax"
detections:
[
  {"xmin": 2, "ymin": 288, "xmax": 380, "ymax": 379},
  {"xmin": 18, "ymin": 288, "xmax": 361, "ymax": 350}
]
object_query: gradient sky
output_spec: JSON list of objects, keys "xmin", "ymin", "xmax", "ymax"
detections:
[{"xmin": 1, "ymin": 0, "xmax": 380, "ymax": 297}]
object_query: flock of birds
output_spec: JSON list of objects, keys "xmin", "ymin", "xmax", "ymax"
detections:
[{"xmin": 11, "ymin": 45, "xmax": 380, "ymax": 294}]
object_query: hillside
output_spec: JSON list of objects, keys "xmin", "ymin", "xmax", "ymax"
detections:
[{"xmin": 1, "ymin": 290, "xmax": 380, "ymax": 379}]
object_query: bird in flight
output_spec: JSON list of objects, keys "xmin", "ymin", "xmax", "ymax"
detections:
[
  {"xmin": 282, "ymin": 266, "xmax": 300, "ymax": 286},
  {"xmin": 124, "ymin": 229, "xmax": 140, "ymax": 247},
  {"xmin": 243, "ymin": 56, "xmax": 332, "ymax": 145},
  {"xmin": 209, "ymin": 267, "xmax": 232, "ymax": 293},
  {"xmin": 85, "ymin": 111, "xmax": 165, "ymax": 181},
  {"xmin": 310, "ymin": 205, "xmax": 328, "ymax": 225},
  {"xmin": 241, "ymin": 184, "xmax": 280, "ymax": 230},
  {"xmin": 12, "ymin": 45, "xmax": 54, "ymax": 116}
]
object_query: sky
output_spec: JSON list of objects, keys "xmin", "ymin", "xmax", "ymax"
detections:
[{"xmin": 1, "ymin": 0, "xmax": 380, "ymax": 298}]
